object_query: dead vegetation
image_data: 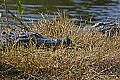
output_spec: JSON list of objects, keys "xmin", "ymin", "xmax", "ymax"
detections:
[{"xmin": 0, "ymin": 13, "xmax": 120, "ymax": 80}]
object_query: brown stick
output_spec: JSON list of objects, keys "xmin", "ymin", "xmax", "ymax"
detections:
[{"xmin": 2, "ymin": 5, "xmax": 29, "ymax": 31}]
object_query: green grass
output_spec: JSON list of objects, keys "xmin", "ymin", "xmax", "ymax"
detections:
[{"xmin": 0, "ymin": 13, "xmax": 120, "ymax": 80}]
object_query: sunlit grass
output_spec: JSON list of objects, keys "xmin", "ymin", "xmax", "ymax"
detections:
[{"xmin": 0, "ymin": 13, "xmax": 120, "ymax": 80}]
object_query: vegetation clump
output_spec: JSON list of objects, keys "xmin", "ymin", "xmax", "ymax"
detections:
[{"xmin": 0, "ymin": 13, "xmax": 120, "ymax": 80}]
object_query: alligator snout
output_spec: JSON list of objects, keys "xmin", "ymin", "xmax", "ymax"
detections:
[{"xmin": 62, "ymin": 37, "xmax": 72, "ymax": 47}]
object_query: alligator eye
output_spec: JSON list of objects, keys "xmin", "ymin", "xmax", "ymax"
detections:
[{"xmin": 2, "ymin": 31, "xmax": 6, "ymax": 34}]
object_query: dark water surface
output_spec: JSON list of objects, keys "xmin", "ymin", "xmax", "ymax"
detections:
[{"xmin": 0, "ymin": 0, "xmax": 120, "ymax": 25}]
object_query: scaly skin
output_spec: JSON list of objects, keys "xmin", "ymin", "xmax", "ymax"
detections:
[
  {"xmin": 0, "ymin": 31, "xmax": 72, "ymax": 49},
  {"xmin": 91, "ymin": 21, "xmax": 119, "ymax": 37}
]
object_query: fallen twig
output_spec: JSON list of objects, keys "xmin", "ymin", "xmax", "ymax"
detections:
[{"xmin": 1, "ymin": 5, "xmax": 29, "ymax": 31}]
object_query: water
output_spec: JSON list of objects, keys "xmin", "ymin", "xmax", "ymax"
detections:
[{"xmin": 0, "ymin": 0, "xmax": 120, "ymax": 26}]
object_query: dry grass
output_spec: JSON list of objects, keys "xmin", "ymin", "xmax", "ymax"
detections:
[{"xmin": 0, "ymin": 13, "xmax": 120, "ymax": 80}]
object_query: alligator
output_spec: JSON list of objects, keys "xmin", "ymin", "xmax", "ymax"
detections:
[
  {"xmin": 83, "ymin": 21, "xmax": 120, "ymax": 37},
  {"xmin": 0, "ymin": 30, "xmax": 72, "ymax": 49},
  {"xmin": 92, "ymin": 21, "xmax": 119, "ymax": 37}
]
